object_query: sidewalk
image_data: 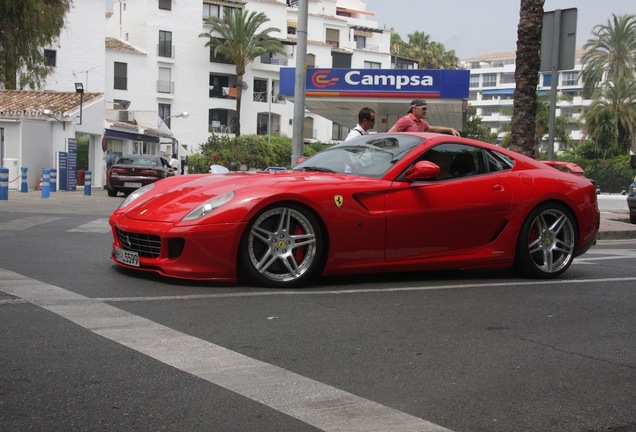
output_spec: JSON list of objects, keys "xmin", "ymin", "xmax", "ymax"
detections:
[{"xmin": 1, "ymin": 187, "xmax": 635, "ymax": 240}]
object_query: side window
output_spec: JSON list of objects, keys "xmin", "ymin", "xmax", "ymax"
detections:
[
  {"xmin": 486, "ymin": 149, "xmax": 514, "ymax": 172},
  {"xmin": 419, "ymin": 143, "xmax": 485, "ymax": 180}
]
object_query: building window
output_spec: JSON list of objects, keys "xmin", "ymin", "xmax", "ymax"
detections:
[
  {"xmin": 307, "ymin": 53, "xmax": 315, "ymax": 68},
  {"xmin": 500, "ymin": 73, "xmax": 515, "ymax": 84},
  {"xmin": 209, "ymin": 74, "xmax": 230, "ymax": 98},
  {"xmin": 203, "ymin": 3, "xmax": 219, "ymax": 19},
  {"xmin": 157, "ymin": 67, "xmax": 172, "ymax": 93},
  {"xmin": 469, "ymin": 75, "xmax": 479, "ymax": 88},
  {"xmin": 326, "ymin": 29, "xmax": 339, "ymax": 48},
  {"xmin": 364, "ymin": 61, "xmax": 381, "ymax": 69},
  {"xmin": 114, "ymin": 62, "xmax": 127, "ymax": 90},
  {"xmin": 253, "ymin": 79, "xmax": 268, "ymax": 102},
  {"xmin": 562, "ymin": 71, "xmax": 579, "ymax": 86},
  {"xmin": 43, "ymin": 49, "xmax": 56, "ymax": 67},
  {"xmin": 332, "ymin": 52, "xmax": 351, "ymax": 68},
  {"xmin": 158, "ymin": 0, "xmax": 171, "ymax": 10},
  {"xmin": 158, "ymin": 30, "xmax": 173, "ymax": 58},
  {"xmin": 354, "ymin": 35, "xmax": 366, "ymax": 49},
  {"xmin": 158, "ymin": 104, "xmax": 171, "ymax": 128},
  {"xmin": 482, "ymin": 73, "xmax": 497, "ymax": 87}
]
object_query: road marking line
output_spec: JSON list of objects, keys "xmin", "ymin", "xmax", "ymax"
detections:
[
  {"xmin": 89, "ymin": 276, "xmax": 636, "ymax": 303},
  {"xmin": 0, "ymin": 268, "xmax": 453, "ymax": 432}
]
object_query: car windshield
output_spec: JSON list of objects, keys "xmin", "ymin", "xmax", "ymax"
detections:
[
  {"xmin": 293, "ymin": 134, "xmax": 424, "ymax": 177},
  {"xmin": 116, "ymin": 155, "xmax": 159, "ymax": 167}
]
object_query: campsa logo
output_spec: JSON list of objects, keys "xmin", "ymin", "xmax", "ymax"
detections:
[
  {"xmin": 344, "ymin": 71, "xmax": 434, "ymax": 89},
  {"xmin": 311, "ymin": 70, "xmax": 340, "ymax": 88}
]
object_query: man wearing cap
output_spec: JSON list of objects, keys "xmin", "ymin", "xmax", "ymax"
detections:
[{"xmin": 389, "ymin": 99, "xmax": 460, "ymax": 136}]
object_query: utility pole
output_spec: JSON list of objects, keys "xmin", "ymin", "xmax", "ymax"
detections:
[{"xmin": 291, "ymin": 0, "xmax": 308, "ymax": 166}]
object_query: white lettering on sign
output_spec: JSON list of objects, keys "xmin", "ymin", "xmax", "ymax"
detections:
[{"xmin": 344, "ymin": 71, "xmax": 434, "ymax": 89}]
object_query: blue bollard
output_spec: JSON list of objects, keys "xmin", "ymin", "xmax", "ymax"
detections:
[
  {"xmin": 84, "ymin": 170, "xmax": 92, "ymax": 196},
  {"xmin": 50, "ymin": 168, "xmax": 57, "ymax": 192},
  {"xmin": 41, "ymin": 169, "xmax": 50, "ymax": 199},
  {"xmin": 20, "ymin": 167, "xmax": 28, "ymax": 193},
  {"xmin": 0, "ymin": 168, "xmax": 8, "ymax": 200}
]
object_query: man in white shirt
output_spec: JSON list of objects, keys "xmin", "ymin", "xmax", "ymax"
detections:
[
  {"xmin": 344, "ymin": 107, "xmax": 376, "ymax": 141},
  {"xmin": 170, "ymin": 153, "xmax": 180, "ymax": 175}
]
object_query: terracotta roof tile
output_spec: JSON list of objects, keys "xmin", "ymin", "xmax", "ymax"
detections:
[
  {"xmin": 0, "ymin": 90, "xmax": 103, "ymax": 118},
  {"xmin": 105, "ymin": 37, "xmax": 145, "ymax": 54}
]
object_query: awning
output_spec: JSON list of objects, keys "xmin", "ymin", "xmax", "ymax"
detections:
[
  {"xmin": 104, "ymin": 128, "xmax": 160, "ymax": 143},
  {"xmin": 203, "ymin": 0, "xmax": 245, "ymax": 8},
  {"xmin": 353, "ymin": 30, "xmax": 373, "ymax": 38},
  {"xmin": 482, "ymin": 88, "xmax": 515, "ymax": 96}
]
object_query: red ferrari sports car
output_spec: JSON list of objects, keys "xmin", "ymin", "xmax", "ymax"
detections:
[{"xmin": 109, "ymin": 133, "xmax": 600, "ymax": 288}]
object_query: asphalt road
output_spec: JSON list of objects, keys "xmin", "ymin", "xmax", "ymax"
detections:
[{"xmin": 1, "ymin": 190, "xmax": 635, "ymax": 432}]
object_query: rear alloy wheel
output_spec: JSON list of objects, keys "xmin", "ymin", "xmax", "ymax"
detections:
[
  {"xmin": 239, "ymin": 204, "xmax": 324, "ymax": 288},
  {"xmin": 514, "ymin": 204, "xmax": 576, "ymax": 279}
]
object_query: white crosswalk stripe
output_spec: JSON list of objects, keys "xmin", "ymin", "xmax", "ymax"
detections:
[
  {"xmin": 67, "ymin": 218, "xmax": 111, "ymax": 233},
  {"xmin": 0, "ymin": 216, "xmax": 63, "ymax": 231}
]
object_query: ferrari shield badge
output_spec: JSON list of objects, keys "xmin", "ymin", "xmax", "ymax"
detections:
[{"xmin": 334, "ymin": 195, "xmax": 344, "ymax": 208}]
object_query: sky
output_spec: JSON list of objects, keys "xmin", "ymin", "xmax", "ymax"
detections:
[{"xmin": 362, "ymin": 0, "xmax": 635, "ymax": 59}]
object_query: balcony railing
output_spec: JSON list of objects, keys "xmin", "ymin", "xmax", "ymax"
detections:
[
  {"xmin": 259, "ymin": 55, "xmax": 288, "ymax": 66},
  {"xmin": 157, "ymin": 44, "xmax": 174, "ymax": 59}
]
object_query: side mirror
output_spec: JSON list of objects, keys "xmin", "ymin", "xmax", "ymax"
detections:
[{"xmin": 405, "ymin": 161, "xmax": 441, "ymax": 182}]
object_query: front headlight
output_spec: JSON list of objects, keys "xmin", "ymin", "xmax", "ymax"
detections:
[
  {"xmin": 119, "ymin": 183, "xmax": 156, "ymax": 209},
  {"xmin": 182, "ymin": 191, "xmax": 235, "ymax": 221}
]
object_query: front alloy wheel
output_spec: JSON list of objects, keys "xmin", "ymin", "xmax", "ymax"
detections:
[
  {"xmin": 514, "ymin": 204, "xmax": 577, "ymax": 279},
  {"xmin": 239, "ymin": 204, "xmax": 324, "ymax": 288}
]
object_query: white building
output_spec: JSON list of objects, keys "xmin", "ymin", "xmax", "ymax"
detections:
[
  {"xmin": 101, "ymin": 0, "xmax": 391, "ymax": 157},
  {"xmin": 28, "ymin": 0, "xmax": 394, "ymax": 188},
  {"xmin": 463, "ymin": 50, "xmax": 590, "ymax": 153}
]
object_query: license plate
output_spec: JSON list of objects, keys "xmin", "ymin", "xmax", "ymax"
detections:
[
  {"xmin": 114, "ymin": 247, "xmax": 139, "ymax": 267},
  {"xmin": 123, "ymin": 182, "xmax": 142, "ymax": 188}
]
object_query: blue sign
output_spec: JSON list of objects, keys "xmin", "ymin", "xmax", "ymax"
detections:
[
  {"xmin": 280, "ymin": 68, "xmax": 469, "ymax": 99},
  {"xmin": 67, "ymin": 138, "xmax": 77, "ymax": 191},
  {"xmin": 58, "ymin": 151, "xmax": 68, "ymax": 190}
]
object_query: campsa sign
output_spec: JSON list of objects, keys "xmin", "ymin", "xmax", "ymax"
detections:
[{"xmin": 280, "ymin": 68, "xmax": 469, "ymax": 99}]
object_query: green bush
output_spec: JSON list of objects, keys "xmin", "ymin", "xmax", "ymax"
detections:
[
  {"xmin": 196, "ymin": 134, "xmax": 323, "ymax": 170},
  {"xmin": 558, "ymin": 153, "xmax": 634, "ymax": 193}
]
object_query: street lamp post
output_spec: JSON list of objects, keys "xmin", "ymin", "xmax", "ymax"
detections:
[
  {"xmin": 75, "ymin": 82, "xmax": 84, "ymax": 125},
  {"xmin": 158, "ymin": 111, "xmax": 189, "ymax": 154}
]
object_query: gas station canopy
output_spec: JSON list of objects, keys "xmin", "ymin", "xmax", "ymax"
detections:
[{"xmin": 280, "ymin": 68, "xmax": 470, "ymax": 132}]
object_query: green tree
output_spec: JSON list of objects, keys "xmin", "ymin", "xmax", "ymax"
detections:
[
  {"xmin": 199, "ymin": 9, "xmax": 285, "ymax": 136},
  {"xmin": 581, "ymin": 14, "xmax": 636, "ymax": 98},
  {"xmin": 0, "ymin": 0, "xmax": 72, "ymax": 89},
  {"xmin": 584, "ymin": 76, "xmax": 636, "ymax": 154},
  {"xmin": 509, "ymin": 0, "xmax": 545, "ymax": 157},
  {"xmin": 462, "ymin": 106, "xmax": 498, "ymax": 143}
]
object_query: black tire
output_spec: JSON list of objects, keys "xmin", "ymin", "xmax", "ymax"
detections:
[
  {"xmin": 238, "ymin": 203, "xmax": 325, "ymax": 288},
  {"xmin": 107, "ymin": 187, "xmax": 118, "ymax": 197},
  {"xmin": 630, "ymin": 213, "xmax": 636, "ymax": 224},
  {"xmin": 513, "ymin": 203, "xmax": 577, "ymax": 279}
]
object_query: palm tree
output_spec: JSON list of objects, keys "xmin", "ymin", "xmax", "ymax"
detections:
[
  {"xmin": 581, "ymin": 14, "xmax": 636, "ymax": 98},
  {"xmin": 200, "ymin": 9, "xmax": 286, "ymax": 136},
  {"xmin": 584, "ymin": 76, "xmax": 636, "ymax": 153},
  {"xmin": 509, "ymin": 0, "xmax": 545, "ymax": 158},
  {"xmin": 401, "ymin": 31, "xmax": 459, "ymax": 70}
]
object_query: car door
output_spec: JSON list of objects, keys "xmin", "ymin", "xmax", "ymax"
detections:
[{"xmin": 384, "ymin": 144, "xmax": 513, "ymax": 261}]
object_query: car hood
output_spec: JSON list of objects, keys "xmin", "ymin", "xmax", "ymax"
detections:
[{"xmin": 120, "ymin": 171, "xmax": 380, "ymax": 223}]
